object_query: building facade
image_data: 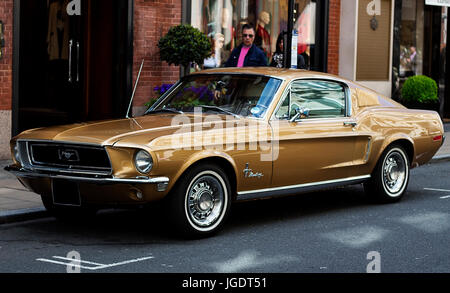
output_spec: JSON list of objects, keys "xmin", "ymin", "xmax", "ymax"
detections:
[
  {"xmin": 0, "ymin": 0, "xmax": 448, "ymax": 159},
  {"xmin": 339, "ymin": 0, "xmax": 450, "ymax": 116},
  {"xmin": 0, "ymin": 0, "xmax": 182, "ymax": 159}
]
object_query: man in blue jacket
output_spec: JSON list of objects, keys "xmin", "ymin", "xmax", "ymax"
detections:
[{"xmin": 225, "ymin": 24, "xmax": 268, "ymax": 67}]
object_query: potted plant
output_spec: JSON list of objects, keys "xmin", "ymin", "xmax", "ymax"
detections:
[
  {"xmin": 401, "ymin": 75, "xmax": 439, "ymax": 111},
  {"xmin": 158, "ymin": 24, "xmax": 212, "ymax": 75}
]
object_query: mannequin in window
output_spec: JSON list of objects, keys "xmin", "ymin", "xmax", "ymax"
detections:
[
  {"xmin": 214, "ymin": 33, "xmax": 226, "ymax": 66},
  {"xmin": 296, "ymin": 7, "xmax": 311, "ymax": 70},
  {"xmin": 202, "ymin": 33, "xmax": 226, "ymax": 69},
  {"xmin": 255, "ymin": 11, "xmax": 271, "ymax": 59},
  {"xmin": 47, "ymin": 0, "xmax": 70, "ymax": 60},
  {"xmin": 203, "ymin": 38, "xmax": 219, "ymax": 69}
]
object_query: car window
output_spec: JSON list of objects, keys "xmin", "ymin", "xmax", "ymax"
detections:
[
  {"xmin": 275, "ymin": 80, "xmax": 347, "ymax": 120},
  {"xmin": 150, "ymin": 74, "xmax": 282, "ymax": 118}
]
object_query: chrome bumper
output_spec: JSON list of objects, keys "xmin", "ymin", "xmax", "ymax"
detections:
[{"xmin": 4, "ymin": 165, "xmax": 169, "ymax": 186}]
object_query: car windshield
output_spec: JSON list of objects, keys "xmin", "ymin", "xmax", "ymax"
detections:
[{"xmin": 147, "ymin": 74, "xmax": 282, "ymax": 118}]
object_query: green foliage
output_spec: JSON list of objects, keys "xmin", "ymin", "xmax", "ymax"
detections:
[
  {"xmin": 144, "ymin": 98, "xmax": 158, "ymax": 109},
  {"xmin": 158, "ymin": 24, "xmax": 212, "ymax": 67},
  {"xmin": 401, "ymin": 75, "xmax": 438, "ymax": 104}
]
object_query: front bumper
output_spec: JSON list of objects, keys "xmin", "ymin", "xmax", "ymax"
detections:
[
  {"xmin": 4, "ymin": 165, "xmax": 169, "ymax": 188},
  {"xmin": 4, "ymin": 165, "xmax": 171, "ymax": 206},
  {"xmin": 5, "ymin": 165, "xmax": 172, "ymax": 205}
]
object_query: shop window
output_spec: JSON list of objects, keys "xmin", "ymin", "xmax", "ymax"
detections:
[
  {"xmin": 190, "ymin": 0, "xmax": 317, "ymax": 70},
  {"xmin": 392, "ymin": 1, "xmax": 447, "ymax": 105},
  {"xmin": 398, "ymin": 0, "xmax": 423, "ymax": 78}
]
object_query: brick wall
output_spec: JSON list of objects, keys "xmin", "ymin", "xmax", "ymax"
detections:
[
  {"xmin": 0, "ymin": 0, "xmax": 13, "ymax": 111},
  {"xmin": 327, "ymin": 0, "xmax": 340, "ymax": 75},
  {"xmin": 132, "ymin": 0, "xmax": 182, "ymax": 114}
]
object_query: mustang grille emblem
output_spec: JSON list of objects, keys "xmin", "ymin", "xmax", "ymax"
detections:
[{"xmin": 58, "ymin": 149, "xmax": 80, "ymax": 162}]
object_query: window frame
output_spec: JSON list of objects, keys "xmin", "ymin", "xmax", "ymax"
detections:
[{"xmin": 270, "ymin": 78, "xmax": 353, "ymax": 122}]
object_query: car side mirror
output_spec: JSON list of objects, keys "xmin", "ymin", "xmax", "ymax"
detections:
[{"xmin": 289, "ymin": 107, "xmax": 310, "ymax": 122}]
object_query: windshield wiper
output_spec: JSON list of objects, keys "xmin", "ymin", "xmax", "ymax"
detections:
[
  {"xmin": 197, "ymin": 105, "xmax": 241, "ymax": 119},
  {"xmin": 145, "ymin": 108, "xmax": 183, "ymax": 115}
]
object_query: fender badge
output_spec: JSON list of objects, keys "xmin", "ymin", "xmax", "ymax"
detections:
[{"xmin": 243, "ymin": 163, "xmax": 264, "ymax": 179}]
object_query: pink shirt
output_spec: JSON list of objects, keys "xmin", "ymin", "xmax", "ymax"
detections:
[{"xmin": 237, "ymin": 46, "xmax": 251, "ymax": 67}]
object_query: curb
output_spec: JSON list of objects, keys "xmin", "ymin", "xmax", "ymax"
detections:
[
  {"xmin": 430, "ymin": 154, "xmax": 450, "ymax": 164},
  {"xmin": 0, "ymin": 207, "xmax": 48, "ymax": 225}
]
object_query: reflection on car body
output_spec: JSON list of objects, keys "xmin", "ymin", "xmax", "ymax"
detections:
[{"xmin": 5, "ymin": 67, "xmax": 445, "ymax": 237}]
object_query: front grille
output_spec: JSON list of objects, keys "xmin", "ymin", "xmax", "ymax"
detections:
[{"xmin": 21, "ymin": 141, "xmax": 112, "ymax": 175}]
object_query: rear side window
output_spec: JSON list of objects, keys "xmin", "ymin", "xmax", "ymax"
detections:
[{"xmin": 275, "ymin": 80, "xmax": 347, "ymax": 120}]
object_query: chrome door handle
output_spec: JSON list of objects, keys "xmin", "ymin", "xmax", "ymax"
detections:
[
  {"xmin": 344, "ymin": 121, "xmax": 357, "ymax": 127},
  {"xmin": 68, "ymin": 39, "xmax": 73, "ymax": 82}
]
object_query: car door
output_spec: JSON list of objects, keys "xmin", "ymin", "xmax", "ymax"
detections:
[{"xmin": 270, "ymin": 79, "xmax": 359, "ymax": 188}]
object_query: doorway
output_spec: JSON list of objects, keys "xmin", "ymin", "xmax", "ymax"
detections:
[{"xmin": 15, "ymin": 0, "xmax": 133, "ymax": 134}]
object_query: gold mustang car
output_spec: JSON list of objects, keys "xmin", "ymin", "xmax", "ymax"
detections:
[{"xmin": 5, "ymin": 68, "xmax": 445, "ymax": 236}]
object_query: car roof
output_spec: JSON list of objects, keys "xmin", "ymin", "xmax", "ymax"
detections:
[
  {"xmin": 190, "ymin": 67, "xmax": 346, "ymax": 82},
  {"xmin": 191, "ymin": 67, "xmax": 399, "ymax": 108}
]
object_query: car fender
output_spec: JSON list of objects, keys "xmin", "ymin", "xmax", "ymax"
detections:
[
  {"xmin": 168, "ymin": 150, "xmax": 239, "ymax": 194},
  {"xmin": 374, "ymin": 133, "xmax": 415, "ymax": 166}
]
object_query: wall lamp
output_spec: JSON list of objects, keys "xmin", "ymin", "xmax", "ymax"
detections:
[{"xmin": 0, "ymin": 21, "xmax": 4, "ymax": 60}]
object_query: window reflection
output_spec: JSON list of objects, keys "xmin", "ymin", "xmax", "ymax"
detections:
[
  {"xmin": 154, "ymin": 74, "xmax": 281, "ymax": 118},
  {"xmin": 190, "ymin": 0, "xmax": 315, "ymax": 70},
  {"xmin": 295, "ymin": 0, "xmax": 315, "ymax": 70},
  {"xmin": 276, "ymin": 80, "xmax": 346, "ymax": 120},
  {"xmin": 399, "ymin": 1, "xmax": 423, "ymax": 78}
]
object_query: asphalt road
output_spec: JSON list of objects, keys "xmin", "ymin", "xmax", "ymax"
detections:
[{"xmin": 1, "ymin": 161, "xmax": 450, "ymax": 276}]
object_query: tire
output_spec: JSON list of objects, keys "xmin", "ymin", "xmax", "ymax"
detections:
[
  {"xmin": 166, "ymin": 164, "xmax": 232, "ymax": 237},
  {"xmin": 364, "ymin": 145, "xmax": 410, "ymax": 203}
]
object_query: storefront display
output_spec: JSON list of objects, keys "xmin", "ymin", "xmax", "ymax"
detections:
[
  {"xmin": 190, "ymin": 0, "xmax": 323, "ymax": 71},
  {"xmin": 392, "ymin": 0, "xmax": 448, "ymax": 116}
]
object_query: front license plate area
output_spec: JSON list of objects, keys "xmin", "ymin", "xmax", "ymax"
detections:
[{"xmin": 52, "ymin": 179, "xmax": 81, "ymax": 206}]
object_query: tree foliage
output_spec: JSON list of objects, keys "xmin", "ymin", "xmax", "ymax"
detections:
[{"xmin": 158, "ymin": 25, "xmax": 211, "ymax": 67}]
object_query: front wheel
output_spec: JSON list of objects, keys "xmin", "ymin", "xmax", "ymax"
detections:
[
  {"xmin": 364, "ymin": 145, "xmax": 410, "ymax": 203},
  {"xmin": 167, "ymin": 164, "xmax": 232, "ymax": 237}
]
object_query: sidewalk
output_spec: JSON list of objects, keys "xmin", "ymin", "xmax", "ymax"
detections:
[
  {"xmin": 1, "ymin": 123, "xmax": 450, "ymax": 224},
  {"xmin": 0, "ymin": 160, "xmax": 48, "ymax": 223}
]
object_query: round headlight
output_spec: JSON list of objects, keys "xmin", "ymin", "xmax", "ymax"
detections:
[
  {"xmin": 13, "ymin": 143, "xmax": 21, "ymax": 164},
  {"xmin": 134, "ymin": 150, "xmax": 153, "ymax": 174}
]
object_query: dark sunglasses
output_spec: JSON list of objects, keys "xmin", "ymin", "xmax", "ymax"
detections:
[{"xmin": 243, "ymin": 34, "xmax": 254, "ymax": 38}]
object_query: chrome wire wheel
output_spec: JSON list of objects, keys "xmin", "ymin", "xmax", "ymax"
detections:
[
  {"xmin": 184, "ymin": 170, "xmax": 228, "ymax": 232},
  {"xmin": 381, "ymin": 147, "xmax": 409, "ymax": 198}
]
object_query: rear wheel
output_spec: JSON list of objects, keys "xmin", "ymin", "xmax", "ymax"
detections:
[
  {"xmin": 167, "ymin": 164, "xmax": 232, "ymax": 237},
  {"xmin": 364, "ymin": 145, "xmax": 410, "ymax": 203}
]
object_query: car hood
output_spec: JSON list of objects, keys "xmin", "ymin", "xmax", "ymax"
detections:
[{"xmin": 16, "ymin": 114, "xmax": 265, "ymax": 148}]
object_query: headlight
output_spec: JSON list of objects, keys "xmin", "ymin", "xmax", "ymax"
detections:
[
  {"xmin": 13, "ymin": 143, "xmax": 21, "ymax": 164},
  {"xmin": 134, "ymin": 150, "xmax": 153, "ymax": 174}
]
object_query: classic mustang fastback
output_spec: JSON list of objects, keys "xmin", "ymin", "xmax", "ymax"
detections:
[{"xmin": 5, "ymin": 68, "xmax": 445, "ymax": 236}]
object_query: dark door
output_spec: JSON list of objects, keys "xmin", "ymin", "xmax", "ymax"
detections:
[{"xmin": 16, "ymin": 0, "xmax": 132, "ymax": 133}]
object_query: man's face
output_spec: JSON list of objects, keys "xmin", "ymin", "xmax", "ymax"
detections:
[{"xmin": 242, "ymin": 28, "xmax": 255, "ymax": 47}]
